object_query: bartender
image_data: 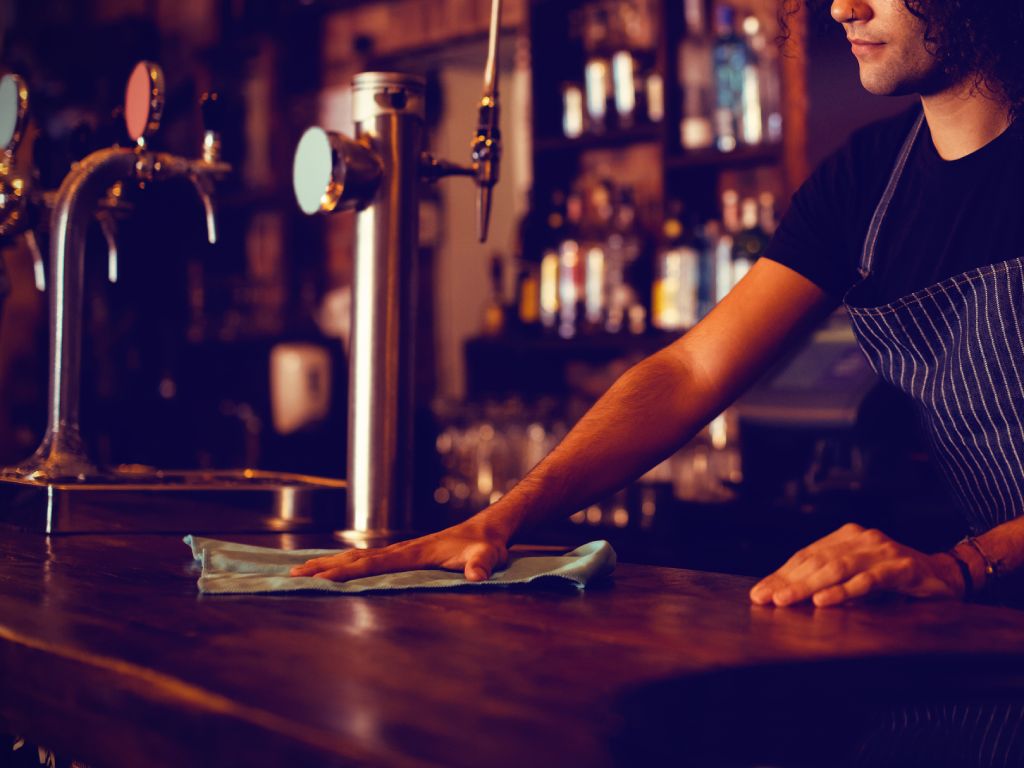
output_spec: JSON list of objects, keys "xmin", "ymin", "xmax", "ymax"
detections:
[{"xmin": 293, "ymin": 0, "xmax": 1024, "ymax": 607}]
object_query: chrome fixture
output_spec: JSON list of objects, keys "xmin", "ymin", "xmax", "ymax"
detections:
[
  {"xmin": 0, "ymin": 62, "xmax": 348, "ymax": 534},
  {"xmin": 292, "ymin": 1, "xmax": 504, "ymax": 545},
  {"xmin": 0, "ymin": 73, "xmax": 46, "ymax": 291},
  {"xmin": 3, "ymin": 61, "xmax": 228, "ymax": 483}
]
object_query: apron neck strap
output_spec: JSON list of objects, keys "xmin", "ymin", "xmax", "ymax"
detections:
[{"xmin": 858, "ymin": 111, "xmax": 925, "ymax": 279}]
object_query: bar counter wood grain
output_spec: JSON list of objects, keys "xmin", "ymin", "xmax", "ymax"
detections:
[{"xmin": 1, "ymin": 532, "xmax": 1024, "ymax": 767}]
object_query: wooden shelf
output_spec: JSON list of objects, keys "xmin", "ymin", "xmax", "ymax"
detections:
[
  {"xmin": 533, "ymin": 124, "xmax": 663, "ymax": 154},
  {"xmin": 467, "ymin": 330, "xmax": 683, "ymax": 356},
  {"xmin": 665, "ymin": 143, "xmax": 783, "ymax": 171}
]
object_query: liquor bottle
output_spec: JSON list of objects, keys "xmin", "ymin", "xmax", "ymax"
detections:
[
  {"xmin": 540, "ymin": 190, "xmax": 566, "ymax": 333},
  {"xmin": 645, "ymin": 70, "xmax": 665, "ymax": 124},
  {"xmin": 582, "ymin": 5, "xmax": 613, "ymax": 133},
  {"xmin": 610, "ymin": 35, "xmax": 639, "ymax": 130},
  {"xmin": 732, "ymin": 196, "xmax": 769, "ymax": 285},
  {"xmin": 678, "ymin": 0, "xmax": 715, "ymax": 150},
  {"xmin": 704, "ymin": 219, "xmax": 733, "ymax": 304},
  {"xmin": 516, "ymin": 261, "xmax": 540, "ymax": 333},
  {"xmin": 562, "ymin": 83, "xmax": 585, "ymax": 139},
  {"xmin": 712, "ymin": 188, "xmax": 742, "ymax": 296},
  {"xmin": 582, "ymin": 180, "xmax": 614, "ymax": 333},
  {"xmin": 611, "ymin": 0, "xmax": 659, "ymax": 129},
  {"xmin": 683, "ymin": 0, "xmax": 706, "ymax": 34},
  {"xmin": 558, "ymin": 191, "xmax": 584, "ymax": 339},
  {"xmin": 739, "ymin": 16, "xmax": 763, "ymax": 146},
  {"xmin": 482, "ymin": 253, "xmax": 506, "ymax": 336},
  {"xmin": 598, "ymin": 186, "xmax": 638, "ymax": 333},
  {"xmin": 513, "ymin": 190, "xmax": 543, "ymax": 335},
  {"xmin": 758, "ymin": 191, "xmax": 777, "ymax": 236},
  {"xmin": 743, "ymin": 15, "xmax": 783, "ymax": 143},
  {"xmin": 652, "ymin": 201, "xmax": 699, "ymax": 331},
  {"xmin": 692, "ymin": 217, "xmax": 715, "ymax": 320},
  {"xmin": 721, "ymin": 188, "xmax": 741, "ymax": 235},
  {"xmin": 711, "ymin": 4, "xmax": 748, "ymax": 153},
  {"xmin": 614, "ymin": 187, "xmax": 649, "ymax": 333},
  {"xmin": 652, "ymin": 204, "xmax": 682, "ymax": 331}
]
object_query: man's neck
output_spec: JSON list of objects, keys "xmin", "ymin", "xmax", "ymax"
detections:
[{"xmin": 921, "ymin": 77, "xmax": 1012, "ymax": 161}]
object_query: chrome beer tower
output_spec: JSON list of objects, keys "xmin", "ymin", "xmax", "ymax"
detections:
[
  {"xmin": 7, "ymin": 62, "xmax": 229, "ymax": 483},
  {"xmin": 0, "ymin": 62, "xmax": 346, "ymax": 533},
  {"xmin": 293, "ymin": 0, "xmax": 504, "ymax": 545}
]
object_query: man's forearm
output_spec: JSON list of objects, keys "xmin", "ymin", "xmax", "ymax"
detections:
[{"xmin": 477, "ymin": 349, "xmax": 721, "ymax": 541}]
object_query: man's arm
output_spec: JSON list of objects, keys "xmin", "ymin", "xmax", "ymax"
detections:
[
  {"xmin": 487, "ymin": 257, "xmax": 837, "ymax": 537},
  {"xmin": 291, "ymin": 259, "xmax": 836, "ymax": 581}
]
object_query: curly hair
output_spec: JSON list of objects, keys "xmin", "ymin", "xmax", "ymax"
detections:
[{"xmin": 782, "ymin": 1, "xmax": 1024, "ymax": 123}]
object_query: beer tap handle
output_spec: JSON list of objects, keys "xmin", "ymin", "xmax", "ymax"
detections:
[
  {"xmin": 472, "ymin": 0, "xmax": 503, "ymax": 243},
  {"xmin": 0, "ymin": 74, "xmax": 28, "ymax": 165},
  {"xmin": 124, "ymin": 61, "xmax": 165, "ymax": 150},
  {"xmin": 293, "ymin": 127, "xmax": 382, "ymax": 215},
  {"xmin": 0, "ymin": 74, "xmax": 31, "ymax": 239}
]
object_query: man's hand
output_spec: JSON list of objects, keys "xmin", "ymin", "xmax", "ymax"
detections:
[
  {"xmin": 749, "ymin": 523, "xmax": 965, "ymax": 607},
  {"xmin": 289, "ymin": 517, "xmax": 509, "ymax": 582}
]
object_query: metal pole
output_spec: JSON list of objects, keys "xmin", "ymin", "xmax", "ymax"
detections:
[{"xmin": 340, "ymin": 73, "xmax": 426, "ymax": 545}]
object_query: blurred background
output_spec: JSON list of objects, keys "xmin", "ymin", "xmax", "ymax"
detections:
[{"xmin": 0, "ymin": 0, "xmax": 958, "ymax": 573}]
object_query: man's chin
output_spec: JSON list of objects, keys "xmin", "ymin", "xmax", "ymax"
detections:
[{"xmin": 858, "ymin": 64, "xmax": 951, "ymax": 98}]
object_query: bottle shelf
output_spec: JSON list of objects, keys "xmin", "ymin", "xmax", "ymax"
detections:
[
  {"xmin": 665, "ymin": 142, "xmax": 783, "ymax": 171},
  {"xmin": 533, "ymin": 124, "xmax": 663, "ymax": 155},
  {"xmin": 466, "ymin": 330, "xmax": 684, "ymax": 360}
]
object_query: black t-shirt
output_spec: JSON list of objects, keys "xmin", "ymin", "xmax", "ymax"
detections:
[{"xmin": 765, "ymin": 107, "xmax": 1024, "ymax": 306}]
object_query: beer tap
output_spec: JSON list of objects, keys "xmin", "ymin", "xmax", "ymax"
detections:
[
  {"xmin": 0, "ymin": 73, "xmax": 47, "ymax": 291},
  {"xmin": 3, "ymin": 61, "xmax": 230, "ymax": 482},
  {"xmin": 291, "ymin": 1, "xmax": 504, "ymax": 544},
  {"xmin": 473, "ymin": 0, "xmax": 503, "ymax": 243},
  {"xmin": 420, "ymin": 0, "xmax": 503, "ymax": 241}
]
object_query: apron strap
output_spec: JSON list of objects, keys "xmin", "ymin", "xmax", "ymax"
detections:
[{"xmin": 858, "ymin": 111, "xmax": 925, "ymax": 279}]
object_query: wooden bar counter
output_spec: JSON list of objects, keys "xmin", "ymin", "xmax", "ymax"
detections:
[{"xmin": 2, "ymin": 531, "xmax": 1024, "ymax": 767}]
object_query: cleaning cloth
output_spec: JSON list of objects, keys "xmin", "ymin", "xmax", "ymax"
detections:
[{"xmin": 184, "ymin": 535, "xmax": 617, "ymax": 595}]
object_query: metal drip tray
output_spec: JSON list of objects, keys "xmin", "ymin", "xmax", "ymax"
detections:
[{"xmin": 0, "ymin": 468, "xmax": 347, "ymax": 534}]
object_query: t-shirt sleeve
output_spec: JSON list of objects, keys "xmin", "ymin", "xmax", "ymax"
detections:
[{"xmin": 763, "ymin": 142, "xmax": 862, "ymax": 298}]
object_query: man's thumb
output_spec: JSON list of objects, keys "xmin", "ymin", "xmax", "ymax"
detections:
[{"xmin": 464, "ymin": 544, "xmax": 500, "ymax": 582}]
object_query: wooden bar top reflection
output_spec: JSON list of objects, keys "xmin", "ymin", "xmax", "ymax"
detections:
[{"xmin": 1, "ymin": 531, "xmax": 1024, "ymax": 767}]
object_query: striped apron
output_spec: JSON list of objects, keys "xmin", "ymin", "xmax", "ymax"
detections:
[
  {"xmin": 845, "ymin": 112, "xmax": 1024, "ymax": 535},
  {"xmin": 844, "ymin": 113, "xmax": 1024, "ymax": 767}
]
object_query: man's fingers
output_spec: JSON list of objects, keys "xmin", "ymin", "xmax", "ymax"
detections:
[
  {"xmin": 312, "ymin": 567, "xmax": 355, "ymax": 581},
  {"xmin": 771, "ymin": 556, "xmax": 859, "ymax": 607},
  {"xmin": 751, "ymin": 552, "xmax": 836, "ymax": 604},
  {"xmin": 751, "ymin": 562, "xmax": 812, "ymax": 603},
  {"xmin": 812, "ymin": 560, "xmax": 906, "ymax": 607},
  {"xmin": 310, "ymin": 551, "xmax": 410, "ymax": 581},
  {"xmin": 289, "ymin": 551, "xmax": 358, "ymax": 576},
  {"xmin": 294, "ymin": 544, "xmax": 422, "ymax": 581},
  {"xmin": 462, "ymin": 542, "xmax": 504, "ymax": 582}
]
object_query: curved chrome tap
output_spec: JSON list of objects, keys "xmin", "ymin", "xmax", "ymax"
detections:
[{"xmin": 3, "ymin": 61, "xmax": 230, "ymax": 482}]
